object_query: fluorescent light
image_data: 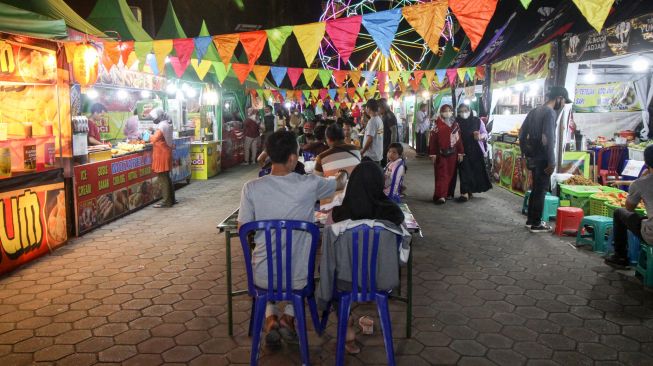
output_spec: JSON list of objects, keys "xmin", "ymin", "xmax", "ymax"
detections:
[
  {"xmin": 140, "ymin": 90, "xmax": 151, "ymax": 98},
  {"xmin": 503, "ymin": 109, "xmax": 512, "ymax": 115},
  {"xmin": 421, "ymin": 91, "xmax": 430, "ymax": 99},
  {"xmin": 117, "ymin": 89, "xmax": 128, "ymax": 100},
  {"xmin": 87, "ymin": 88, "xmax": 99, "ymax": 100},
  {"xmin": 166, "ymin": 83, "xmax": 177, "ymax": 94},
  {"xmin": 463, "ymin": 98, "xmax": 471, "ymax": 105},
  {"xmin": 186, "ymin": 88, "xmax": 197, "ymax": 98},
  {"xmin": 584, "ymin": 71, "xmax": 597, "ymax": 83},
  {"xmin": 284, "ymin": 102, "xmax": 292, "ymax": 109},
  {"xmin": 633, "ymin": 56, "xmax": 649, "ymax": 72},
  {"xmin": 225, "ymin": 102, "xmax": 230, "ymax": 109}
]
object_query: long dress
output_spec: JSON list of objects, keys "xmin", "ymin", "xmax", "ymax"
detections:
[
  {"xmin": 458, "ymin": 117, "xmax": 493, "ymax": 195},
  {"xmin": 429, "ymin": 118, "xmax": 464, "ymax": 201}
]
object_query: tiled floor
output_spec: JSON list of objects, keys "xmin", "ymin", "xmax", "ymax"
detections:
[{"xmin": 1, "ymin": 156, "xmax": 653, "ymax": 365}]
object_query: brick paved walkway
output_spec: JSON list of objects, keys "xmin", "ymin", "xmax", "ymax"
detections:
[{"xmin": 1, "ymin": 156, "xmax": 653, "ymax": 365}]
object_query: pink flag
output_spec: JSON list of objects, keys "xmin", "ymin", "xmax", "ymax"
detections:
[
  {"xmin": 446, "ymin": 68, "xmax": 458, "ymax": 86},
  {"xmin": 173, "ymin": 38, "xmax": 195, "ymax": 66},
  {"xmin": 377, "ymin": 71, "xmax": 387, "ymax": 94},
  {"xmin": 287, "ymin": 67, "xmax": 304, "ymax": 88},
  {"xmin": 319, "ymin": 89, "xmax": 328, "ymax": 100},
  {"xmin": 325, "ymin": 16, "xmax": 362, "ymax": 64},
  {"xmin": 169, "ymin": 56, "xmax": 190, "ymax": 78},
  {"xmin": 333, "ymin": 70, "xmax": 348, "ymax": 86}
]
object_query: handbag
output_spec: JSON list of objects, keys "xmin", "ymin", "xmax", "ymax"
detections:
[{"xmin": 439, "ymin": 147, "xmax": 456, "ymax": 157}]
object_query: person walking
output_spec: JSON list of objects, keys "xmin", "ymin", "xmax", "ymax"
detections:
[
  {"xmin": 456, "ymin": 104, "xmax": 492, "ymax": 202},
  {"xmin": 415, "ymin": 103, "xmax": 430, "ymax": 156},
  {"xmin": 243, "ymin": 108, "xmax": 261, "ymax": 165},
  {"xmin": 262, "ymin": 105, "xmax": 277, "ymax": 145},
  {"xmin": 149, "ymin": 108, "xmax": 176, "ymax": 208},
  {"xmin": 519, "ymin": 86, "xmax": 571, "ymax": 232},
  {"xmin": 429, "ymin": 104, "xmax": 463, "ymax": 204}
]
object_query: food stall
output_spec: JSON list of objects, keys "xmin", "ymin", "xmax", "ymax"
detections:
[
  {"xmin": 189, "ymin": 86, "xmax": 221, "ymax": 180},
  {"xmin": 0, "ymin": 34, "xmax": 71, "ymax": 274}
]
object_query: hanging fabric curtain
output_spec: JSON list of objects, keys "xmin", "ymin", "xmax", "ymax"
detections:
[
  {"xmin": 293, "ymin": 22, "xmax": 326, "ymax": 67},
  {"xmin": 402, "ymin": 0, "xmax": 448, "ymax": 54},
  {"xmin": 266, "ymin": 26, "xmax": 293, "ymax": 62},
  {"xmin": 449, "ymin": 0, "xmax": 499, "ymax": 51},
  {"xmin": 361, "ymin": 9, "xmax": 402, "ymax": 57},
  {"xmin": 325, "ymin": 15, "xmax": 362, "ymax": 64}
]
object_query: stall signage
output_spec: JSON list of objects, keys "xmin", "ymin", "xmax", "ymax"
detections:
[
  {"xmin": 491, "ymin": 43, "xmax": 551, "ymax": 88},
  {"xmin": 574, "ymin": 82, "xmax": 641, "ymax": 113},
  {"xmin": 0, "ymin": 170, "xmax": 66, "ymax": 275},
  {"xmin": 0, "ymin": 40, "xmax": 56, "ymax": 84},
  {"xmin": 97, "ymin": 65, "xmax": 166, "ymax": 91},
  {"xmin": 171, "ymin": 137, "xmax": 191, "ymax": 183},
  {"xmin": 73, "ymin": 151, "xmax": 160, "ymax": 235},
  {"xmin": 564, "ymin": 13, "xmax": 653, "ymax": 62}
]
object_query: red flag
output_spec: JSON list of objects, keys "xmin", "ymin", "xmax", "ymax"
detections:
[
  {"xmin": 169, "ymin": 56, "xmax": 190, "ymax": 78},
  {"xmin": 319, "ymin": 89, "xmax": 328, "ymax": 100},
  {"xmin": 347, "ymin": 88, "xmax": 356, "ymax": 100},
  {"xmin": 287, "ymin": 67, "xmax": 304, "ymax": 88},
  {"xmin": 232, "ymin": 63, "xmax": 252, "ymax": 84},
  {"xmin": 239, "ymin": 30, "xmax": 268, "ymax": 65},
  {"xmin": 413, "ymin": 70, "xmax": 425, "ymax": 84},
  {"xmin": 377, "ymin": 71, "xmax": 387, "ymax": 94},
  {"xmin": 449, "ymin": 0, "xmax": 499, "ymax": 50},
  {"xmin": 333, "ymin": 70, "xmax": 348, "ymax": 86},
  {"xmin": 295, "ymin": 90, "xmax": 303, "ymax": 101},
  {"xmin": 325, "ymin": 16, "xmax": 362, "ymax": 64},
  {"xmin": 409, "ymin": 78, "xmax": 420, "ymax": 92},
  {"xmin": 476, "ymin": 66, "xmax": 486, "ymax": 80},
  {"xmin": 173, "ymin": 38, "xmax": 195, "ymax": 66}
]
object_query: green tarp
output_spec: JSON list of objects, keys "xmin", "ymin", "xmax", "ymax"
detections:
[
  {"xmin": 156, "ymin": 0, "xmax": 186, "ymax": 39},
  {"xmin": 1, "ymin": 0, "xmax": 106, "ymax": 37},
  {"xmin": 87, "ymin": 0, "xmax": 152, "ymax": 41},
  {"xmin": 0, "ymin": 2, "xmax": 67, "ymax": 39}
]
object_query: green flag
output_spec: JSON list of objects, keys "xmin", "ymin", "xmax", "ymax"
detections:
[
  {"xmin": 302, "ymin": 90, "xmax": 311, "ymax": 100},
  {"xmin": 520, "ymin": 0, "xmax": 532, "ymax": 9},
  {"xmin": 213, "ymin": 61, "xmax": 231, "ymax": 84},
  {"xmin": 318, "ymin": 69, "xmax": 333, "ymax": 88},
  {"xmin": 134, "ymin": 41, "xmax": 153, "ymax": 67},
  {"xmin": 266, "ymin": 26, "xmax": 293, "ymax": 62}
]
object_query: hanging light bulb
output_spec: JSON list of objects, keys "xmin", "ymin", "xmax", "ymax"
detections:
[
  {"xmin": 632, "ymin": 56, "xmax": 649, "ymax": 72},
  {"xmin": 421, "ymin": 90, "xmax": 430, "ymax": 99},
  {"xmin": 86, "ymin": 88, "xmax": 99, "ymax": 100},
  {"xmin": 117, "ymin": 89, "xmax": 128, "ymax": 100}
]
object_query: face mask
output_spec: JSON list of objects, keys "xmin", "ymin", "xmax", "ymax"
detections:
[
  {"xmin": 460, "ymin": 112, "xmax": 471, "ymax": 119},
  {"xmin": 442, "ymin": 112, "xmax": 453, "ymax": 119},
  {"xmin": 554, "ymin": 98, "xmax": 563, "ymax": 111}
]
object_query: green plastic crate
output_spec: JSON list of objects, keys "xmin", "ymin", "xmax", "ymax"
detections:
[
  {"xmin": 590, "ymin": 194, "xmax": 611, "ymax": 216},
  {"xmin": 559, "ymin": 185, "xmax": 603, "ymax": 214},
  {"xmin": 605, "ymin": 202, "xmax": 620, "ymax": 218}
]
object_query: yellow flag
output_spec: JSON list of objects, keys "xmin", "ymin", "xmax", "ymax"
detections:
[
  {"xmin": 457, "ymin": 68, "xmax": 468, "ymax": 83},
  {"xmin": 310, "ymin": 89, "xmax": 320, "ymax": 99},
  {"xmin": 293, "ymin": 22, "xmax": 326, "ymax": 66},
  {"xmin": 349, "ymin": 70, "xmax": 362, "ymax": 87},
  {"xmin": 191, "ymin": 59, "xmax": 212, "ymax": 80},
  {"xmin": 303, "ymin": 68, "xmax": 319, "ymax": 87},
  {"xmin": 388, "ymin": 71, "xmax": 401, "ymax": 85},
  {"xmin": 252, "ymin": 65, "xmax": 271, "ymax": 86},
  {"xmin": 572, "ymin": 0, "xmax": 615, "ymax": 32},
  {"xmin": 152, "ymin": 40, "xmax": 173, "ymax": 75},
  {"xmin": 402, "ymin": 0, "xmax": 448, "ymax": 53},
  {"xmin": 424, "ymin": 70, "xmax": 435, "ymax": 86}
]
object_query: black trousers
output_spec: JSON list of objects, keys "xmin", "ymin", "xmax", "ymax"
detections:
[
  {"xmin": 527, "ymin": 160, "xmax": 551, "ymax": 226},
  {"xmin": 613, "ymin": 208, "xmax": 645, "ymax": 259},
  {"xmin": 158, "ymin": 172, "xmax": 175, "ymax": 206},
  {"xmin": 416, "ymin": 132, "xmax": 427, "ymax": 155}
]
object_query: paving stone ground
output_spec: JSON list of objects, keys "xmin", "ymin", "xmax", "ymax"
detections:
[{"xmin": 1, "ymin": 155, "xmax": 653, "ymax": 365}]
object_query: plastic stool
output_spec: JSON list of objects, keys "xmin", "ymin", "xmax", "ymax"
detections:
[
  {"xmin": 628, "ymin": 231, "xmax": 643, "ymax": 265},
  {"xmin": 576, "ymin": 216, "xmax": 614, "ymax": 253},
  {"xmin": 542, "ymin": 196, "xmax": 560, "ymax": 222},
  {"xmin": 636, "ymin": 242, "xmax": 653, "ymax": 287},
  {"xmin": 555, "ymin": 207, "xmax": 584, "ymax": 236},
  {"xmin": 522, "ymin": 191, "xmax": 552, "ymax": 216}
]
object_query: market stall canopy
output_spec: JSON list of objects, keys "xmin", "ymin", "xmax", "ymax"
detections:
[
  {"xmin": 0, "ymin": 2, "xmax": 67, "ymax": 39},
  {"xmin": 86, "ymin": 0, "xmax": 152, "ymax": 41},
  {"xmin": 0, "ymin": 0, "xmax": 106, "ymax": 38},
  {"xmin": 156, "ymin": 0, "xmax": 187, "ymax": 39}
]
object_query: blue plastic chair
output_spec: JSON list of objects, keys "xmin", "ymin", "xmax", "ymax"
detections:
[
  {"xmin": 238, "ymin": 220, "xmax": 322, "ymax": 366},
  {"xmin": 326, "ymin": 224, "xmax": 402, "ymax": 366},
  {"xmin": 302, "ymin": 151, "xmax": 316, "ymax": 162},
  {"xmin": 386, "ymin": 159, "xmax": 406, "ymax": 203}
]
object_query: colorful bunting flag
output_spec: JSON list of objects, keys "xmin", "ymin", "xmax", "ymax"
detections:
[
  {"xmin": 239, "ymin": 30, "xmax": 267, "ymax": 65},
  {"xmin": 388, "ymin": 71, "xmax": 401, "ymax": 85},
  {"xmin": 311, "ymin": 89, "xmax": 320, "ymax": 99},
  {"xmin": 319, "ymin": 89, "xmax": 328, "ymax": 100},
  {"xmin": 377, "ymin": 71, "xmax": 387, "ymax": 93},
  {"xmin": 466, "ymin": 67, "xmax": 477, "ymax": 81},
  {"xmin": 146, "ymin": 54, "xmax": 159, "ymax": 75},
  {"xmin": 446, "ymin": 68, "xmax": 458, "ymax": 85},
  {"xmin": 402, "ymin": 0, "xmax": 448, "ymax": 53},
  {"xmin": 152, "ymin": 40, "xmax": 173, "ymax": 75},
  {"xmin": 476, "ymin": 66, "xmax": 486, "ymax": 80},
  {"xmin": 134, "ymin": 41, "xmax": 153, "ymax": 69},
  {"xmin": 295, "ymin": 90, "xmax": 303, "ymax": 101},
  {"xmin": 325, "ymin": 16, "xmax": 362, "ymax": 64},
  {"xmin": 318, "ymin": 69, "xmax": 333, "ymax": 88},
  {"xmin": 270, "ymin": 66, "xmax": 288, "ymax": 87},
  {"xmin": 213, "ymin": 34, "xmax": 239, "ymax": 63},
  {"xmin": 362, "ymin": 70, "xmax": 376, "ymax": 85},
  {"xmin": 413, "ymin": 70, "xmax": 425, "ymax": 84},
  {"xmin": 328, "ymin": 89, "xmax": 337, "ymax": 100},
  {"xmin": 424, "ymin": 70, "xmax": 435, "ymax": 86},
  {"xmin": 212, "ymin": 61, "xmax": 231, "ymax": 84},
  {"xmin": 232, "ymin": 63, "xmax": 252, "ymax": 84},
  {"xmin": 449, "ymin": 0, "xmax": 499, "ymax": 50},
  {"xmin": 266, "ymin": 26, "xmax": 294, "ymax": 62},
  {"xmin": 435, "ymin": 69, "xmax": 447, "ymax": 84},
  {"xmin": 252, "ymin": 65, "xmax": 270, "ymax": 86},
  {"xmin": 169, "ymin": 56, "xmax": 189, "ymax": 78},
  {"xmin": 193, "ymin": 36, "xmax": 212, "ymax": 62},
  {"xmin": 287, "ymin": 67, "xmax": 304, "ymax": 88},
  {"xmin": 303, "ymin": 90, "xmax": 311, "ymax": 100},
  {"xmin": 400, "ymin": 71, "xmax": 412, "ymax": 85},
  {"xmin": 409, "ymin": 78, "xmax": 420, "ymax": 92},
  {"xmin": 173, "ymin": 38, "xmax": 195, "ymax": 66},
  {"xmin": 347, "ymin": 88, "xmax": 356, "ymax": 100},
  {"xmin": 361, "ymin": 9, "xmax": 402, "ymax": 57},
  {"xmin": 520, "ymin": 0, "xmax": 532, "ymax": 8},
  {"xmin": 356, "ymin": 87, "xmax": 366, "ymax": 99},
  {"xmin": 303, "ymin": 69, "xmax": 319, "ymax": 87},
  {"xmin": 333, "ymin": 70, "xmax": 348, "ymax": 86},
  {"xmin": 119, "ymin": 41, "xmax": 134, "ymax": 64},
  {"xmin": 293, "ymin": 22, "xmax": 326, "ymax": 66},
  {"xmin": 348, "ymin": 70, "xmax": 362, "ymax": 87},
  {"xmin": 190, "ymin": 59, "xmax": 211, "ymax": 81},
  {"xmin": 102, "ymin": 42, "xmax": 121, "ymax": 70},
  {"xmin": 571, "ymin": 0, "xmax": 616, "ymax": 33},
  {"xmin": 457, "ymin": 68, "xmax": 468, "ymax": 83}
]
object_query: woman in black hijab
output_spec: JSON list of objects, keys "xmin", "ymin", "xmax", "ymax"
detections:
[
  {"xmin": 333, "ymin": 161, "xmax": 404, "ymax": 225},
  {"xmin": 456, "ymin": 104, "xmax": 492, "ymax": 202}
]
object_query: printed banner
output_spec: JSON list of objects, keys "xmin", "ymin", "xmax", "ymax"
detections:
[
  {"xmin": 73, "ymin": 150, "xmax": 160, "ymax": 235},
  {"xmin": 97, "ymin": 65, "xmax": 167, "ymax": 92},
  {"xmin": 574, "ymin": 82, "xmax": 641, "ymax": 113},
  {"xmin": 0, "ymin": 39, "xmax": 56, "ymax": 84},
  {"xmin": 491, "ymin": 43, "xmax": 551, "ymax": 87},
  {"xmin": 0, "ymin": 169, "xmax": 67, "ymax": 275},
  {"xmin": 171, "ymin": 137, "xmax": 192, "ymax": 183}
]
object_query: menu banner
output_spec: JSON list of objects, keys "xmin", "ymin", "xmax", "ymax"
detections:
[
  {"xmin": 574, "ymin": 82, "xmax": 641, "ymax": 113},
  {"xmin": 97, "ymin": 65, "xmax": 166, "ymax": 91},
  {"xmin": 73, "ymin": 151, "xmax": 160, "ymax": 235},
  {"xmin": 171, "ymin": 137, "xmax": 191, "ymax": 183},
  {"xmin": 491, "ymin": 43, "xmax": 551, "ymax": 88},
  {"xmin": 0, "ymin": 39, "xmax": 57, "ymax": 84},
  {"xmin": 0, "ymin": 169, "xmax": 67, "ymax": 275}
]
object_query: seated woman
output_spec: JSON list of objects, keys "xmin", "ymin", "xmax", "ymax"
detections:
[{"xmin": 318, "ymin": 161, "xmax": 410, "ymax": 354}]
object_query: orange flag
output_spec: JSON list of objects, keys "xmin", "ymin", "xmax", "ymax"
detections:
[
  {"xmin": 402, "ymin": 0, "xmax": 448, "ymax": 53},
  {"xmin": 102, "ymin": 42, "xmax": 121, "ymax": 71},
  {"xmin": 232, "ymin": 63, "xmax": 252, "ymax": 85},
  {"xmin": 239, "ymin": 30, "xmax": 268, "ymax": 65},
  {"xmin": 348, "ymin": 70, "xmax": 362, "ymax": 87},
  {"xmin": 449, "ymin": 0, "xmax": 499, "ymax": 50},
  {"xmin": 252, "ymin": 65, "xmax": 270, "ymax": 86},
  {"xmin": 333, "ymin": 70, "xmax": 348, "ymax": 86},
  {"xmin": 213, "ymin": 34, "xmax": 239, "ymax": 64},
  {"xmin": 424, "ymin": 70, "xmax": 435, "ymax": 86}
]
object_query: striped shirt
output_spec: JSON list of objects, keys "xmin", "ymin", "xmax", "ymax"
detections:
[{"xmin": 313, "ymin": 143, "xmax": 361, "ymax": 177}]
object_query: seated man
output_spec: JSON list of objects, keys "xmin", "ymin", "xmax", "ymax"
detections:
[
  {"xmin": 238, "ymin": 130, "xmax": 347, "ymax": 346},
  {"xmin": 314, "ymin": 124, "xmax": 361, "ymax": 177},
  {"xmin": 605, "ymin": 145, "xmax": 653, "ymax": 268}
]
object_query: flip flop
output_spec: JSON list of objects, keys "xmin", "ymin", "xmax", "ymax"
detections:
[{"xmin": 265, "ymin": 328, "xmax": 282, "ymax": 348}]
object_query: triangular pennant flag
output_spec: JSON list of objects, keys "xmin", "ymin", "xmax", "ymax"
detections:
[
  {"xmin": 119, "ymin": 41, "xmax": 134, "ymax": 64},
  {"xmin": 193, "ymin": 36, "xmax": 212, "ymax": 62},
  {"xmin": 449, "ymin": 0, "xmax": 499, "ymax": 50},
  {"xmin": 413, "ymin": 71, "xmax": 425, "ymax": 84},
  {"xmin": 356, "ymin": 87, "xmax": 366, "ymax": 99},
  {"xmin": 466, "ymin": 67, "xmax": 477, "ymax": 81},
  {"xmin": 266, "ymin": 26, "xmax": 294, "ymax": 62},
  {"xmin": 571, "ymin": 0, "xmax": 616, "ymax": 33},
  {"xmin": 398, "ymin": 81, "xmax": 407, "ymax": 93},
  {"xmin": 333, "ymin": 70, "xmax": 348, "ymax": 87},
  {"xmin": 520, "ymin": 0, "xmax": 532, "ymax": 8},
  {"xmin": 152, "ymin": 40, "xmax": 173, "ymax": 75},
  {"xmin": 257, "ymin": 89, "xmax": 266, "ymax": 103},
  {"xmin": 295, "ymin": 90, "xmax": 303, "ymax": 101},
  {"xmin": 409, "ymin": 78, "xmax": 420, "ymax": 92},
  {"xmin": 361, "ymin": 9, "xmax": 402, "ymax": 57},
  {"xmin": 252, "ymin": 65, "xmax": 270, "ymax": 87},
  {"xmin": 318, "ymin": 69, "xmax": 333, "ymax": 88},
  {"xmin": 347, "ymin": 88, "xmax": 356, "ymax": 100},
  {"xmin": 421, "ymin": 77, "xmax": 431, "ymax": 89},
  {"xmin": 400, "ymin": 71, "xmax": 412, "ymax": 85},
  {"xmin": 239, "ymin": 30, "xmax": 267, "ymax": 65},
  {"xmin": 328, "ymin": 89, "xmax": 337, "ymax": 100},
  {"xmin": 476, "ymin": 66, "xmax": 486, "ymax": 80},
  {"xmin": 212, "ymin": 61, "xmax": 231, "ymax": 84},
  {"xmin": 335, "ymin": 102, "xmax": 341, "ymax": 109},
  {"xmin": 402, "ymin": 0, "xmax": 449, "ymax": 53},
  {"xmin": 424, "ymin": 70, "xmax": 435, "ymax": 86},
  {"xmin": 377, "ymin": 71, "xmax": 387, "ymax": 94},
  {"xmin": 263, "ymin": 89, "xmax": 272, "ymax": 99},
  {"xmin": 191, "ymin": 59, "xmax": 212, "ymax": 80},
  {"xmin": 270, "ymin": 66, "xmax": 288, "ymax": 87},
  {"xmin": 325, "ymin": 16, "xmax": 362, "ymax": 64},
  {"xmin": 348, "ymin": 70, "xmax": 362, "ymax": 87},
  {"xmin": 146, "ymin": 53, "xmax": 159, "ymax": 75},
  {"xmin": 388, "ymin": 71, "xmax": 401, "ymax": 84},
  {"xmin": 435, "ymin": 69, "xmax": 447, "ymax": 84},
  {"xmin": 303, "ymin": 90, "xmax": 311, "ymax": 100},
  {"xmin": 293, "ymin": 22, "xmax": 326, "ymax": 66},
  {"xmin": 446, "ymin": 68, "xmax": 458, "ymax": 85},
  {"xmin": 232, "ymin": 63, "xmax": 252, "ymax": 84},
  {"xmin": 457, "ymin": 68, "xmax": 468, "ymax": 83},
  {"xmin": 213, "ymin": 34, "xmax": 239, "ymax": 63},
  {"xmin": 173, "ymin": 38, "xmax": 195, "ymax": 66},
  {"xmin": 362, "ymin": 70, "xmax": 376, "ymax": 85},
  {"xmin": 337, "ymin": 88, "xmax": 346, "ymax": 100},
  {"xmin": 311, "ymin": 89, "xmax": 320, "ymax": 99},
  {"xmin": 367, "ymin": 84, "xmax": 377, "ymax": 97},
  {"xmin": 134, "ymin": 41, "xmax": 153, "ymax": 69},
  {"xmin": 102, "ymin": 42, "xmax": 121, "ymax": 71},
  {"xmin": 125, "ymin": 52, "xmax": 138, "ymax": 69},
  {"xmin": 303, "ymin": 69, "xmax": 319, "ymax": 87},
  {"xmin": 287, "ymin": 67, "xmax": 304, "ymax": 88},
  {"xmin": 279, "ymin": 90, "xmax": 287, "ymax": 100},
  {"xmin": 319, "ymin": 89, "xmax": 328, "ymax": 100},
  {"xmin": 169, "ymin": 56, "xmax": 190, "ymax": 78}
]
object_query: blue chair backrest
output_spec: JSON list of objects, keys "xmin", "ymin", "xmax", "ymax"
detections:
[
  {"xmin": 302, "ymin": 151, "xmax": 316, "ymax": 162},
  {"xmin": 258, "ymin": 167, "xmax": 271, "ymax": 177},
  {"xmin": 386, "ymin": 159, "xmax": 405, "ymax": 203},
  {"xmin": 238, "ymin": 220, "xmax": 320, "ymax": 301},
  {"xmin": 338, "ymin": 224, "xmax": 402, "ymax": 303}
]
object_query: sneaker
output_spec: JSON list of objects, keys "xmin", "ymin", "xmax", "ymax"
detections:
[
  {"xmin": 530, "ymin": 222, "xmax": 553, "ymax": 233},
  {"xmin": 604, "ymin": 255, "xmax": 630, "ymax": 269}
]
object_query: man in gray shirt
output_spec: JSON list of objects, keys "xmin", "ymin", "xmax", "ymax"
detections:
[
  {"xmin": 360, "ymin": 99, "xmax": 384, "ymax": 165},
  {"xmin": 238, "ymin": 130, "xmax": 347, "ymax": 346},
  {"xmin": 519, "ymin": 87, "xmax": 570, "ymax": 233}
]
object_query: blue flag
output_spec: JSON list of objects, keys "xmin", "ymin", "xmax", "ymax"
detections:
[
  {"xmin": 270, "ymin": 66, "xmax": 288, "ymax": 87},
  {"xmin": 146, "ymin": 54, "xmax": 159, "ymax": 75},
  {"xmin": 193, "ymin": 36, "xmax": 212, "ymax": 62},
  {"xmin": 328, "ymin": 89, "xmax": 337, "ymax": 100},
  {"xmin": 362, "ymin": 70, "xmax": 376, "ymax": 84},
  {"xmin": 362, "ymin": 9, "xmax": 402, "ymax": 57},
  {"xmin": 435, "ymin": 69, "xmax": 447, "ymax": 84}
]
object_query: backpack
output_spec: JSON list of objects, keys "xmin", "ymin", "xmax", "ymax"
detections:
[{"xmin": 521, "ymin": 109, "xmax": 544, "ymax": 158}]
